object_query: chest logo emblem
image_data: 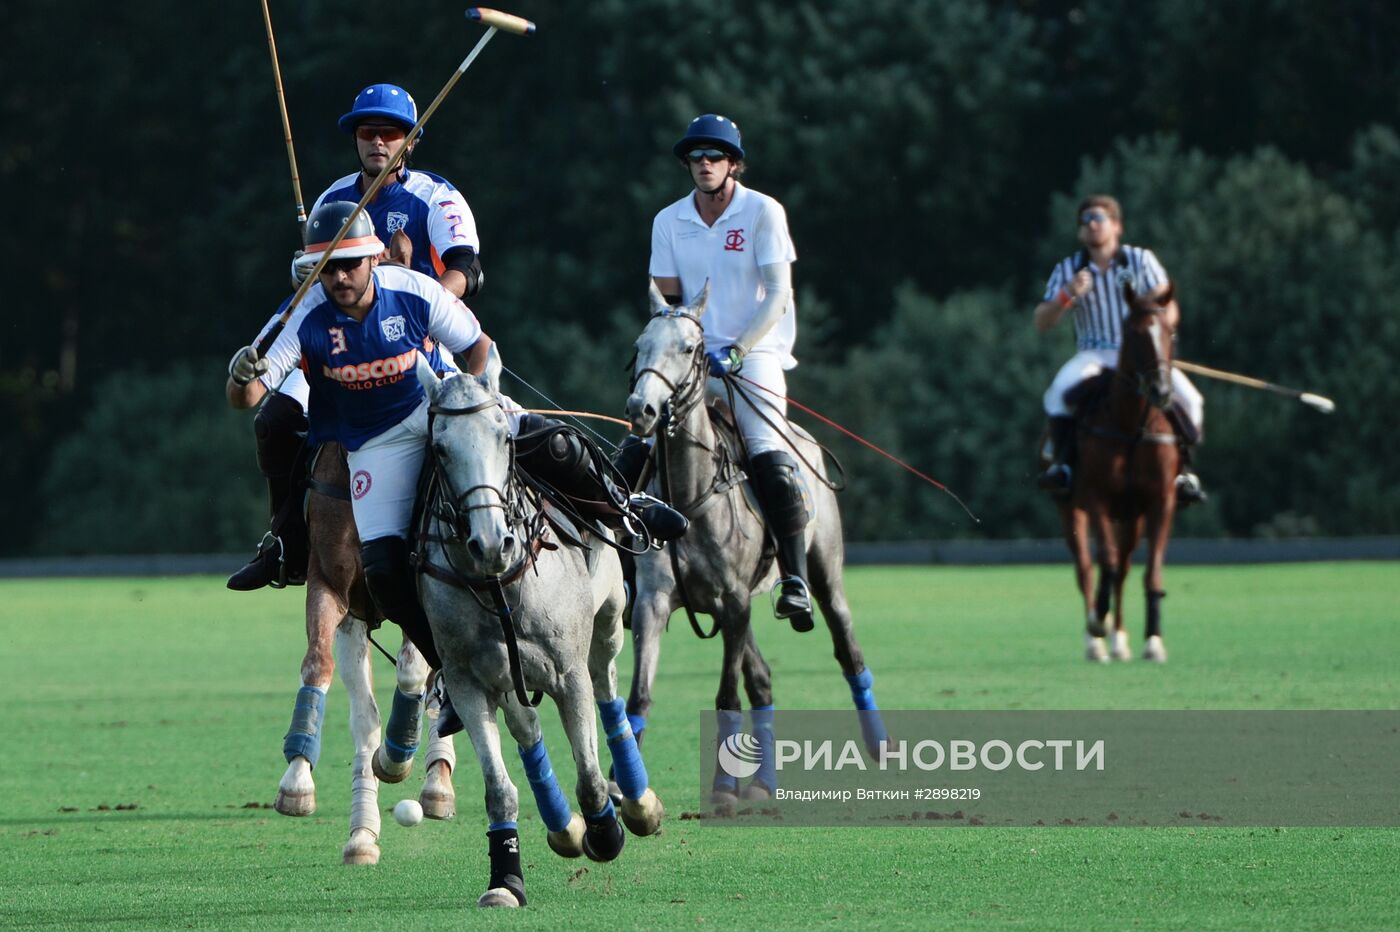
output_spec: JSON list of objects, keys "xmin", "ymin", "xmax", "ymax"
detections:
[
  {"xmin": 724, "ymin": 228, "xmax": 746, "ymax": 252},
  {"xmin": 386, "ymin": 211, "xmax": 409, "ymax": 235},
  {"xmin": 381, "ymin": 315, "xmax": 407, "ymax": 341}
]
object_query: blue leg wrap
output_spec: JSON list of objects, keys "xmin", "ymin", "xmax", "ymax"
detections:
[
  {"xmin": 599, "ymin": 698, "xmax": 650, "ymax": 800},
  {"xmin": 283, "ymin": 686, "xmax": 327, "ymax": 767},
  {"xmin": 586, "ymin": 798, "xmax": 616, "ymax": 823},
  {"xmin": 844, "ymin": 668, "xmax": 890, "ymax": 751},
  {"xmin": 751, "ymin": 705, "xmax": 777, "ymax": 791},
  {"xmin": 518, "ymin": 739, "xmax": 574, "ymax": 833},
  {"xmin": 713, "ymin": 710, "xmax": 742, "ymax": 793},
  {"xmin": 382, "ymin": 688, "xmax": 424, "ymax": 764},
  {"xmin": 489, "ymin": 820, "xmax": 518, "ymax": 832},
  {"xmin": 627, "ymin": 712, "xmax": 647, "ymax": 744}
]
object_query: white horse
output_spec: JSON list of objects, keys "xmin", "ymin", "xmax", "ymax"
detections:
[
  {"xmin": 413, "ymin": 350, "xmax": 663, "ymax": 908},
  {"xmin": 271, "ymin": 442, "xmax": 457, "ymax": 866}
]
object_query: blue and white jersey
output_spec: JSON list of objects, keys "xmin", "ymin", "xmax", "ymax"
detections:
[
  {"xmin": 1042, "ymin": 245, "xmax": 1167, "ymax": 350},
  {"xmin": 259, "ymin": 265, "xmax": 484, "ymax": 451},
  {"xmin": 313, "ymin": 169, "xmax": 480, "ymax": 278}
]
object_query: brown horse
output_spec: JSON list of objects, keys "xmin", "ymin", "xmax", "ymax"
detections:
[
  {"xmin": 272, "ymin": 442, "xmax": 458, "ymax": 864},
  {"xmin": 1058, "ymin": 284, "xmax": 1180, "ymax": 663}
]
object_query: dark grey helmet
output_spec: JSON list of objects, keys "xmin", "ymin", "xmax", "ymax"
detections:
[{"xmin": 303, "ymin": 201, "xmax": 384, "ymax": 262}]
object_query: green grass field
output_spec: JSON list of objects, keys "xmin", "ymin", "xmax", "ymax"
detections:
[{"xmin": 2, "ymin": 564, "xmax": 1397, "ymax": 929}]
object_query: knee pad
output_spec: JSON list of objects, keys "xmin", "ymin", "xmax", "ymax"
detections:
[
  {"xmin": 751, "ymin": 450, "xmax": 809, "ymax": 536},
  {"xmin": 254, "ymin": 392, "xmax": 309, "ymax": 478}
]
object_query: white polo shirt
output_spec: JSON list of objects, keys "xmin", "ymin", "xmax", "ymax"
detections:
[{"xmin": 649, "ymin": 182, "xmax": 798, "ymax": 368}]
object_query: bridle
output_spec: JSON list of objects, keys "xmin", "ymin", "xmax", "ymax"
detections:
[
  {"xmin": 630, "ymin": 307, "xmax": 710, "ymax": 436},
  {"xmin": 1121, "ymin": 304, "xmax": 1176, "ymax": 411},
  {"xmin": 425, "ymin": 397, "xmax": 526, "ymax": 543}
]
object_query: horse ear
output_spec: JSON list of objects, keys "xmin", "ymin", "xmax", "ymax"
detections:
[
  {"xmin": 475, "ymin": 341, "xmax": 502, "ymax": 394},
  {"xmin": 415, "ymin": 353, "xmax": 440, "ymax": 401},
  {"xmin": 647, "ymin": 279, "xmax": 669, "ymax": 314},
  {"xmin": 693, "ymin": 280, "xmax": 710, "ymax": 318},
  {"xmin": 1123, "ymin": 281, "xmax": 1137, "ymax": 305}
]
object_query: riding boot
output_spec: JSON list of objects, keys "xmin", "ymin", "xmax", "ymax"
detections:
[
  {"xmin": 361, "ymin": 536, "xmax": 463, "ymax": 738},
  {"xmin": 227, "ymin": 392, "xmax": 311, "ymax": 591},
  {"xmin": 751, "ymin": 450, "xmax": 815, "ymax": 633},
  {"xmin": 1166, "ymin": 404, "xmax": 1207, "ymax": 507},
  {"xmin": 1036, "ymin": 416, "xmax": 1076, "ymax": 495},
  {"xmin": 611, "ymin": 434, "xmax": 653, "ymax": 493},
  {"xmin": 516, "ymin": 419, "xmax": 688, "ymax": 544}
]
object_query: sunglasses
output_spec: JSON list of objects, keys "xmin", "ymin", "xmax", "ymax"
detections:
[
  {"xmin": 1080, "ymin": 210, "xmax": 1113, "ymax": 225},
  {"xmin": 685, "ymin": 148, "xmax": 731, "ymax": 164},
  {"xmin": 355, "ymin": 124, "xmax": 406, "ymax": 143},
  {"xmin": 319, "ymin": 256, "xmax": 367, "ymax": 275}
]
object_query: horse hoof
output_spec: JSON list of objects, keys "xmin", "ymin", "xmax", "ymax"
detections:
[
  {"xmin": 477, "ymin": 888, "xmax": 522, "ymax": 908},
  {"xmin": 620, "ymin": 787, "xmax": 665, "ymax": 837},
  {"xmin": 547, "ymin": 812, "xmax": 586, "ymax": 858},
  {"xmin": 372, "ymin": 744, "xmax": 413, "ymax": 784},
  {"xmin": 741, "ymin": 782, "xmax": 772, "ymax": 802},
  {"xmin": 342, "ymin": 839, "xmax": 381, "ymax": 866},
  {"xmin": 581, "ymin": 812, "xmax": 626, "ymax": 862},
  {"xmin": 1143, "ymin": 636, "xmax": 1168, "ymax": 662},
  {"xmin": 1084, "ymin": 634, "xmax": 1109, "ymax": 663},
  {"xmin": 274, "ymin": 787, "xmax": 315, "ymax": 817},
  {"xmin": 1110, "ymin": 631, "xmax": 1132, "ymax": 661},
  {"xmin": 420, "ymin": 785, "xmax": 455, "ymax": 821},
  {"xmin": 710, "ymin": 789, "xmax": 738, "ymax": 816}
]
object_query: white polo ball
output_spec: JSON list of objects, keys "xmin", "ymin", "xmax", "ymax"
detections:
[{"xmin": 393, "ymin": 798, "xmax": 424, "ymax": 827}]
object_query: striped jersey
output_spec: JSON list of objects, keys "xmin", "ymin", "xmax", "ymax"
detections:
[
  {"xmin": 1042, "ymin": 245, "xmax": 1167, "ymax": 350},
  {"xmin": 259, "ymin": 265, "xmax": 483, "ymax": 451},
  {"xmin": 313, "ymin": 169, "xmax": 480, "ymax": 278}
]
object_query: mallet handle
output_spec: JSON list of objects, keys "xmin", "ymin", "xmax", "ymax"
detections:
[
  {"xmin": 467, "ymin": 7, "xmax": 536, "ymax": 35},
  {"xmin": 260, "ymin": 0, "xmax": 306, "ymax": 226},
  {"xmin": 1173, "ymin": 360, "xmax": 1335, "ymax": 413}
]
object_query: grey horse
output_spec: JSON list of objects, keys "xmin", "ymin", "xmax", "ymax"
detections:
[
  {"xmin": 413, "ymin": 350, "xmax": 663, "ymax": 908},
  {"xmin": 623, "ymin": 282, "xmax": 889, "ymax": 808}
]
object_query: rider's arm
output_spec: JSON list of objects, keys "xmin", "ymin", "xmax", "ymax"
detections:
[
  {"xmin": 461, "ymin": 334, "xmax": 493, "ymax": 375},
  {"xmin": 438, "ymin": 246, "xmax": 482, "ymax": 299},
  {"xmin": 731, "ymin": 261, "xmax": 792, "ymax": 355},
  {"xmin": 1034, "ymin": 264, "xmax": 1075, "ymax": 333},
  {"xmin": 227, "ymin": 373, "xmax": 268, "ymax": 409}
]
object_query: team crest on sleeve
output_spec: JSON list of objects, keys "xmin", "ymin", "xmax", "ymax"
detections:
[
  {"xmin": 386, "ymin": 211, "xmax": 409, "ymax": 235},
  {"xmin": 381, "ymin": 315, "xmax": 407, "ymax": 341}
]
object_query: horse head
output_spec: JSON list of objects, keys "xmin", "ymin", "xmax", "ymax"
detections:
[
  {"xmin": 625, "ymin": 281, "xmax": 710, "ymax": 437},
  {"xmin": 416, "ymin": 348, "xmax": 520, "ymax": 576},
  {"xmin": 1121, "ymin": 281, "xmax": 1176, "ymax": 410}
]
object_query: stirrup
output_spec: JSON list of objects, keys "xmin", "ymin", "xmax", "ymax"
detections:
[
  {"xmin": 227, "ymin": 532, "xmax": 299, "ymax": 591},
  {"xmin": 771, "ymin": 576, "xmax": 814, "ymax": 633},
  {"xmin": 1037, "ymin": 463, "xmax": 1072, "ymax": 498},
  {"xmin": 1175, "ymin": 471, "xmax": 1207, "ymax": 506}
]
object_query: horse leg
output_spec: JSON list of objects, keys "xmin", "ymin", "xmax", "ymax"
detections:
[
  {"xmin": 497, "ymin": 697, "xmax": 585, "ymax": 859},
  {"xmin": 739, "ymin": 631, "xmax": 778, "ymax": 801},
  {"xmin": 371, "ymin": 637, "xmax": 430, "ymax": 784},
  {"xmin": 452, "ymin": 685, "xmax": 527, "ymax": 908},
  {"xmin": 1142, "ymin": 498, "xmax": 1173, "ymax": 663},
  {"xmin": 552, "ymin": 674, "xmax": 626, "ymax": 863},
  {"xmin": 1086, "ymin": 510, "xmax": 1117, "ymax": 662},
  {"xmin": 419, "ymin": 674, "xmax": 458, "ymax": 820},
  {"xmin": 333, "ymin": 614, "xmax": 382, "ymax": 865},
  {"xmin": 808, "ymin": 538, "xmax": 890, "ymax": 756},
  {"xmin": 623, "ymin": 568, "xmax": 674, "ymax": 749},
  {"xmin": 711, "ymin": 604, "xmax": 751, "ymax": 812},
  {"xmin": 588, "ymin": 576, "xmax": 664, "ymax": 837},
  {"xmin": 1107, "ymin": 514, "xmax": 1141, "ymax": 661},
  {"xmin": 275, "ymin": 568, "xmax": 342, "ymax": 818}
]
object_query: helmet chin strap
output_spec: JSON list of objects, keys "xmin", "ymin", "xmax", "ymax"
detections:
[{"xmin": 695, "ymin": 171, "xmax": 736, "ymax": 204}]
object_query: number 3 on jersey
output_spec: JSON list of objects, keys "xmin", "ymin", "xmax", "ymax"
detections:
[{"xmin": 329, "ymin": 327, "xmax": 347, "ymax": 355}]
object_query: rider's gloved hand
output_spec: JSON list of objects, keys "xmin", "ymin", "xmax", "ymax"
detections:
[
  {"xmin": 705, "ymin": 345, "xmax": 744, "ymax": 378},
  {"xmin": 290, "ymin": 249, "xmax": 318, "ymax": 288},
  {"xmin": 228, "ymin": 346, "xmax": 269, "ymax": 386}
]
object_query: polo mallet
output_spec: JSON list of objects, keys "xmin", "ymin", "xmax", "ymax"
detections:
[
  {"xmin": 253, "ymin": 7, "xmax": 536, "ymax": 356},
  {"xmin": 1173, "ymin": 359, "xmax": 1336, "ymax": 414},
  {"xmin": 259, "ymin": 0, "xmax": 307, "ymax": 227}
]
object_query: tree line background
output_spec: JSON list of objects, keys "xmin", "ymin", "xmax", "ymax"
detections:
[{"xmin": 5, "ymin": 0, "xmax": 1399, "ymax": 556}]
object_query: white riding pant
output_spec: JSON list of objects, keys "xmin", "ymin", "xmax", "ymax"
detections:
[
  {"xmin": 706, "ymin": 351, "xmax": 796, "ymax": 457},
  {"xmin": 1043, "ymin": 348, "xmax": 1203, "ymax": 433},
  {"xmin": 347, "ymin": 390, "xmax": 521, "ymax": 541}
]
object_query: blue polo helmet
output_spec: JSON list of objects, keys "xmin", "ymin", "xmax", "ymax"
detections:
[
  {"xmin": 672, "ymin": 113, "xmax": 744, "ymax": 160},
  {"xmin": 338, "ymin": 84, "xmax": 422, "ymax": 137}
]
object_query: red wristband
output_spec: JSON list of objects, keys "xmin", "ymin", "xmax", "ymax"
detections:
[{"xmin": 1056, "ymin": 289, "xmax": 1075, "ymax": 309}]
